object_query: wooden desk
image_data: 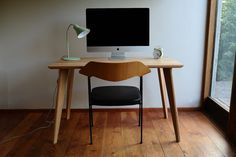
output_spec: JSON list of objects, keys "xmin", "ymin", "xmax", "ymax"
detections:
[{"xmin": 48, "ymin": 57, "xmax": 183, "ymax": 144}]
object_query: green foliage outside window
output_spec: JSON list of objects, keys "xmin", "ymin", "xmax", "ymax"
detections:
[{"xmin": 216, "ymin": 0, "xmax": 236, "ymax": 81}]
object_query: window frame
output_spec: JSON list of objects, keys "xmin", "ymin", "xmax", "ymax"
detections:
[{"xmin": 202, "ymin": 0, "xmax": 236, "ymax": 144}]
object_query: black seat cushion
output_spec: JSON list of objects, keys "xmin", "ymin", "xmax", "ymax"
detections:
[{"xmin": 91, "ymin": 86, "xmax": 141, "ymax": 106}]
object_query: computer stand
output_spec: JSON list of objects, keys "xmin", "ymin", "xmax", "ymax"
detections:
[{"xmin": 110, "ymin": 52, "xmax": 126, "ymax": 60}]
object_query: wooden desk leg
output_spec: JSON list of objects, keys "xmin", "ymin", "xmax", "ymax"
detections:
[
  {"xmin": 163, "ymin": 68, "xmax": 180, "ymax": 142},
  {"xmin": 53, "ymin": 69, "xmax": 68, "ymax": 144},
  {"xmin": 66, "ymin": 69, "xmax": 74, "ymax": 120},
  {"xmin": 157, "ymin": 68, "xmax": 168, "ymax": 119}
]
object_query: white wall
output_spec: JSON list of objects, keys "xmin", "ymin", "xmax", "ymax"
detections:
[{"xmin": 0, "ymin": 0, "xmax": 207, "ymax": 109}]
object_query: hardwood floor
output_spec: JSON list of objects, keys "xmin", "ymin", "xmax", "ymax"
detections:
[{"xmin": 0, "ymin": 110, "xmax": 235, "ymax": 157}]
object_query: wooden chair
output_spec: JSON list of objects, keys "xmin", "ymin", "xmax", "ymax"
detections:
[{"xmin": 79, "ymin": 61, "xmax": 151, "ymax": 144}]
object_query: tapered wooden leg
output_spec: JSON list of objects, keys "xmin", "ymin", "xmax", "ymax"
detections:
[
  {"xmin": 66, "ymin": 69, "xmax": 74, "ymax": 120},
  {"xmin": 163, "ymin": 68, "xmax": 180, "ymax": 142},
  {"xmin": 158, "ymin": 68, "xmax": 168, "ymax": 119},
  {"xmin": 53, "ymin": 69, "xmax": 68, "ymax": 144}
]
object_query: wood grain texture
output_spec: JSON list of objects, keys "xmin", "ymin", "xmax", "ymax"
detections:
[
  {"xmin": 163, "ymin": 68, "xmax": 180, "ymax": 142},
  {"xmin": 0, "ymin": 111, "xmax": 27, "ymax": 142},
  {"xmin": 5, "ymin": 113, "xmax": 46, "ymax": 157},
  {"xmin": 79, "ymin": 61, "xmax": 150, "ymax": 81},
  {"xmin": 121, "ymin": 111, "xmax": 143, "ymax": 157},
  {"xmin": 150, "ymin": 110, "xmax": 184, "ymax": 157},
  {"xmin": 0, "ymin": 112, "xmax": 42, "ymax": 157},
  {"xmin": 193, "ymin": 112, "xmax": 236, "ymax": 156},
  {"xmin": 48, "ymin": 57, "xmax": 183, "ymax": 69},
  {"xmin": 64, "ymin": 112, "xmax": 90, "ymax": 157},
  {"xmin": 102, "ymin": 112, "xmax": 124, "ymax": 157},
  {"xmin": 66, "ymin": 69, "xmax": 74, "ymax": 120},
  {"xmin": 54, "ymin": 69, "xmax": 68, "ymax": 144},
  {"xmin": 141, "ymin": 111, "xmax": 165, "ymax": 157},
  {"xmin": 0, "ymin": 110, "xmax": 235, "ymax": 157},
  {"xmin": 157, "ymin": 68, "xmax": 168, "ymax": 119},
  {"xmin": 178, "ymin": 112, "xmax": 225, "ymax": 157},
  {"xmin": 201, "ymin": 0, "xmax": 217, "ymax": 104}
]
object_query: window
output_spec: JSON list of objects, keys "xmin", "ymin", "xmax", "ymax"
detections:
[{"xmin": 211, "ymin": 0, "xmax": 236, "ymax": 109}]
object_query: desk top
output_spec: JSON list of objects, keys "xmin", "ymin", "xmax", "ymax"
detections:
[{"xmin": 48, "ymin": 57, "xmax": 183, "ymax": 69}]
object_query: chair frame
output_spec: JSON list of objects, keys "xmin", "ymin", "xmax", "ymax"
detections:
[{"xmin": 79, "ymin": 61, "xmax": 150, "ymax": 144}]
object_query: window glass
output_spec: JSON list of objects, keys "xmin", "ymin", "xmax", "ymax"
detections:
[{"xmin": 211, "ymin": 0, "xmax": 236, "ymax": 107}]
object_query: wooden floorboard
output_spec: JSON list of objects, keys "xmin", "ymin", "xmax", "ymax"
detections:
[
  {"xmin": 5, "ymin": 112, "xmax": 46, "ymax": 157},
  {"xmin": 0, "ymin": 111, "xmax": 27, "ymax": 142},
  {"xmin": 141, "ymin": 111, "xmax": 165, "ymax": 157},
  {"xmin": 103, "ymin": 112, "xmax": 124, "ymax": 157},
  {"xmin": 150, "ymin": 111, "xmax": 184, "ymax": 157},
  {"xmin": 191, "ymin": 112, "xmax": 236, "ymax": 157},
  {"xmin": 64, "ymin": 112, "xmax": 90, "ymax": 157},
  {"xmin": 178, "ymin": 112, "xmax": 224, "ymax": 157},
  {"xmin": 0, "ymin": 112, "xmax": 42, "ymax": 157},
  {"xmin": 0, "ymin": 110, "xmax": 235, "ymax": 157}
]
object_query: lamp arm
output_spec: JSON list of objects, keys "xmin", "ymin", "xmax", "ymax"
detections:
[{"xmin": 66, "ymin": 24, "xmax": 74, "ymax": 58}]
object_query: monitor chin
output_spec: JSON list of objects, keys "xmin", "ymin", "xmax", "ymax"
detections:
[{"xmin": 110, "ymin": 52, "xmax": 126, "ymax": 60}]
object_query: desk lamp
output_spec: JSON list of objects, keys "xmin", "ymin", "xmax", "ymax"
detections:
[{"xmin": 62, "ymin": 24, "xmax": 90, "ymax": 61}]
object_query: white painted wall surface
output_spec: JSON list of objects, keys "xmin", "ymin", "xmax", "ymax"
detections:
[{"xmin": 0, "ymin": 0, "xmax": 207, "ymax": 109}]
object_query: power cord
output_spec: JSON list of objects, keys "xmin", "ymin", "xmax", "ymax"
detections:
[{"xmin": 0, "ymin": 84, "xmax": 58, "ymax": 145}]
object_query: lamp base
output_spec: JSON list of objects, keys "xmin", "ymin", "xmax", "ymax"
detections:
[{"xmin": 62, "ymin": 56, "xmax": 81, "ymax": 61}]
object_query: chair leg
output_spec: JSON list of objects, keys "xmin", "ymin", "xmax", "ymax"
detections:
[
  {"xmin": 139, "ymin": 104, "xmax": 141, "ymax": 126},
  {"xmin": 91, "ymin": 109, "xmax": 94, "ymax": 127},
  {"xmin": 89, "ymin": 105, "xmax": 93, "ymax": 144},
  {"xmin": 140, "ymin": 103, "xmax": 143, "ymax": 144}
]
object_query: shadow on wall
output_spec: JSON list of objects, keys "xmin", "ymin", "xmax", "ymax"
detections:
[
  {"xmin": 7, "ymin": 64, "xmax": 57, "ymax": 109},
  {"xmin": 2, "ymin": 24, "xmax": 64, "ymax": 109}
]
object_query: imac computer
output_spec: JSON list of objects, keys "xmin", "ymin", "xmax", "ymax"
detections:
[{"xmin": 86, "ymin": 8, "xmax": 150, "ymax": 59}]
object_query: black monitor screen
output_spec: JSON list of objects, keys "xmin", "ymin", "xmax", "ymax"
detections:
[{"xmin": 86, "ymin": 8, "xmax": 149, "ymax": 47}]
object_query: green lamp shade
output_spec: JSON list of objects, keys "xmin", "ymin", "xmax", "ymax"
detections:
[{"xmin": 73, "ymin": 24, "xmax": 90, "ymax": 39}]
